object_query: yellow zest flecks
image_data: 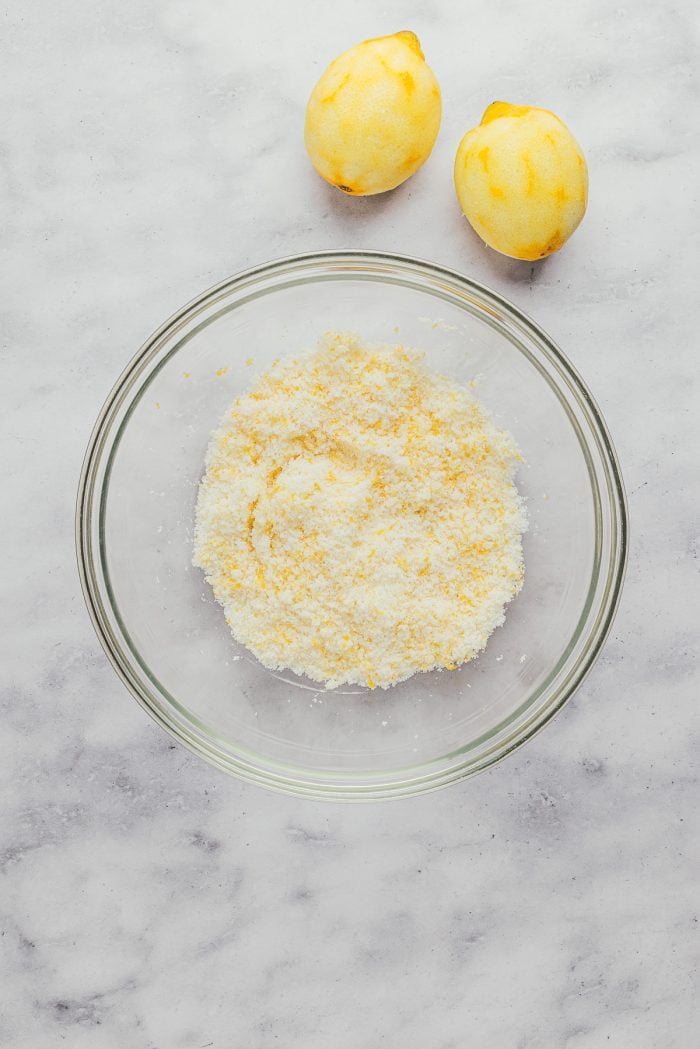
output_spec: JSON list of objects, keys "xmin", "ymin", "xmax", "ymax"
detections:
[{"xmin": 193, "ymin": 332, "xmax": 526, "ymax": 691}]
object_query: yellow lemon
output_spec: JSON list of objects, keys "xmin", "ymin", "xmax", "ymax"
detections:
[
  {"xmin": 304, "ymin": 31, "xmax": 441, "ymax": 196},
  {"xmin": 454, "ymin": 102, "xmax": 588, "ymax": 261}
]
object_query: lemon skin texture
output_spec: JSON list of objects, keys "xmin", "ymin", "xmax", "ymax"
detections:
[
  {"xmin": 305, "ymin": 31, "xmax": 442, "ymax": 196},
  {"xmin": 454, "ymin": 102, "xmax": 588, "ymax": 261}
]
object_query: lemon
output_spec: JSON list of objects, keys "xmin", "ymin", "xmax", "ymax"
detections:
[
  {"xmin": 454, "ymin": 102, "xmax": 588, "ymax": 261},
  {"xmin": 304, "ymin": 31, "xmax": 441, "ymax": 196}
]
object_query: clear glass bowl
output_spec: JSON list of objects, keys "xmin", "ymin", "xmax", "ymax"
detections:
[{"xmin": 76, "ymin": 252, "xmax": 628, "ymax": 799}]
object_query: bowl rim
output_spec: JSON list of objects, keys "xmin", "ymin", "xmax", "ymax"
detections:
[{"xmin": 76, "ymin": 249, "xmax": 629, "ymax": 800}]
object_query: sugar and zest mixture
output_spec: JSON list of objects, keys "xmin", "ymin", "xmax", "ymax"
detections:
[{"xmin": 193, "ymin": 333, "xmax": 527, "ymax": 689}]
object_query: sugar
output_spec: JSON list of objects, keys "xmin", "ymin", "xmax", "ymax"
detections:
[{"xmin": 193, "ymin": 332, "xmax": 527, "ymax": 690}]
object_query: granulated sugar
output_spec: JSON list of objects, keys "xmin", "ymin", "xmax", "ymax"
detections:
[{"xmin": 193, "ymin": 333, "xmax": 527, "ymax": 689}]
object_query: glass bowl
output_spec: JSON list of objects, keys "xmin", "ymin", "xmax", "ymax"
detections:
[{"xmin": 76, "ymin": 251, "xmax": 627, "ymax": 800}]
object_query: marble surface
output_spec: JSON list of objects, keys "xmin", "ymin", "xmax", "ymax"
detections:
[{"xmin": 2, "ymin": 1, "xmax": 699, "ymax": 1045}]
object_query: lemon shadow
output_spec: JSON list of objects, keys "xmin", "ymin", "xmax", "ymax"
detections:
[
  {"xmin": 455, "ymin": 207, "xmax": 554, "ymax": 287},
  {"xmin": 316, "ymin": 173, "xmax": 415, "ymax": 227}
]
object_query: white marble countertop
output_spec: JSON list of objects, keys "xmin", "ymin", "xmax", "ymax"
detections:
[{"xmin": 3, "ymin": 2, "xmax": 698, "ymax": 1046}]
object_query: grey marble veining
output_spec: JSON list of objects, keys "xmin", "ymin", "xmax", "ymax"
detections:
[{"xmin": 2, "ymin": 1, "xmax": 699, "ymax": 1046}]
